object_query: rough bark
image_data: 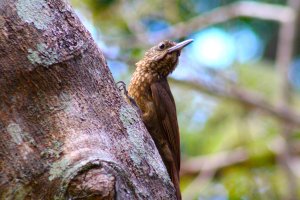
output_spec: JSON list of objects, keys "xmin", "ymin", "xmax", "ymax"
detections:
[{"xmin": 0, "ymin": 0, "xmax": 176, "ymax": 199}]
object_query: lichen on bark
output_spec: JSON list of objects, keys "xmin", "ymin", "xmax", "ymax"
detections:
[
  {"xmin": 27, "ymin": 43, "xmax": 59, "ymax": 67},
  {"xmin": 16, "ymin": 0, "xmax": 54, "ymax": 30},
  {"xmin": 119, "ymin": 104, "xmax": 171, "ymax": 182}
]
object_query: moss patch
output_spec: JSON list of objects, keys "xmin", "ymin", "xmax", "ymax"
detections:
[
  {"xmin": 16, "ymin": 0, "xmax": 54, "ymax": 30},
  {"xmin": 119, "ymin": 104, "xmax": 170, "ymax": 182},
  {"xmin": 120, "ymin": 105, "xmax": 144, "ymax": 164},
  {"xmin": 6, "ymin": 122, "xmax": 24, "ymax": 145},
  {"xmin": 119, "ymin": 104, "xmax": 139, "ymax": 127},
  {"xmin": 49, "ymin": 158, "xmax": 71, "ymax": 181},
  {"xmin": 27, "ymin": 43, "xmax": 59, "ymax": 67}
]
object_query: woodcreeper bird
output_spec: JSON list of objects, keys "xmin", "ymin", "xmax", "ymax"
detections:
[{"xmin": 127, "ymin": 39, "xmax": 193, "ymax": 200}]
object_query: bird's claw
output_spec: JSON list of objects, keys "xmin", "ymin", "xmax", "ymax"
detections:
[
  {"xmin": 116, "ymin": 81, "xmax": 142, "ymax": 117},
  {"xmin": 116, "ymin": 81, "xmax": 127, "ymax": 94}
]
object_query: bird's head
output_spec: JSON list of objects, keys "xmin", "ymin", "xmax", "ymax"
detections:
[{"xmin": 136, "ymin": 39, "xmax": 193, "ymax": 77}]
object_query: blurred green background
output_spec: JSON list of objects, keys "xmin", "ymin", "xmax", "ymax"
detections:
[{"xmin": 70, "ymin": 0, "xmax": 300, "ymax": 199}]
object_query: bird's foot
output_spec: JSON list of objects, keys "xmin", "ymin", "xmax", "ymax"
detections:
[
  {"xmin": 116, "ymin": 81, "xmax": 127, "ymax": 94},
  {"xmin": 116, "ymin": 81, "xmax": 142, "ymax": 116}
]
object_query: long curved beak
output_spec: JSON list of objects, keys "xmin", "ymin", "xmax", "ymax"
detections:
[{"xmin": 167, "ymin": 39, "xmax": 194, "ymax": 53}]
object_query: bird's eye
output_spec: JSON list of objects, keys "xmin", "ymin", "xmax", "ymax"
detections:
[{"xmin": 158, "ymin": 43, "xmax": 165, "ymax": 50}]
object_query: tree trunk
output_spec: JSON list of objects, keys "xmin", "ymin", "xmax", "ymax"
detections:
[{"xmin": 0, "ymin": 0, "xmax": 176, "ymax": 199}]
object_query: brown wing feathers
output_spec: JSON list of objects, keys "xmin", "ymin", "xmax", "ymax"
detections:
[{"xmin": 150, "ymin": 78, "xmax": 180, "ymax": 176}]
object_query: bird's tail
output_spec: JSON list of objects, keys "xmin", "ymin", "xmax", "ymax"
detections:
[{"xmin": 167, "ymin": 161, "xmax": 181, "ymax": 200}]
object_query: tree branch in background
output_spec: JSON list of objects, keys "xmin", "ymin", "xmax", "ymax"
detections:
[
  {"xmin": 181, "ymin": 136, "xmax": 300, "ymax": 200},
  {"xmin": 182, "ymin": 169, "xmax": 216, "ymax": 200},
  {"xmin": 181, "ymin": 138, "xmax": 300, "ymax": 177},
  {"xmin": 117, "ymin": 1, "xmax": 296, "ymax": 51},
  {"xmin": 181, "ymin": 148, "xmax": 248, "ymax": 176},
  {"xmin": 276, "ymin": 3, "xmax": 297, "ymax": 103},
  {"xmin": 182, "ymin": 149, "xmax": 248, "ymax": 200},
  {"xmin": 274, "ymin": 0, "xmax": 300, "ymax": 198},
  {"xmin": 170, "ymin": 78, "xmax": 300, "ymax": 126},
  {"xmin": 146, "ymin": 1, "xmax": 296, "ymax": 44}
]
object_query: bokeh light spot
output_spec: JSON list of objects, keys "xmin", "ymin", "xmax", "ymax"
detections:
[{"xmin": 191, "ymin": 28, "xmax": 236, "ymax": 69}]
